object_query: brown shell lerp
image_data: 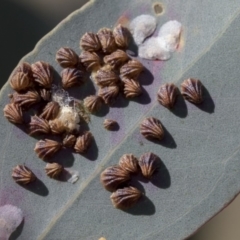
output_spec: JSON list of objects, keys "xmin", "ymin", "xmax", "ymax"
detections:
[
  {"xmin": 10, "ymin": 72, "xmax": 32, "ymax": 92},
  {"xmin": 40, "ymin": 89, "xmax": 51, "ymax": 102},
  {"xmin": 29, "ymin": 115, "xmax": 51, "ymax": 135},
  {"xmin": 34, "ymin": 139, "xmax": 62, "ymax": 160},
  {"xmin": 94, "ymin": 68, "xmax": 119, "ymax": 87},
  {"xmin": 12, "ymin": 165, "xmax": 36, "ymax": 184},
  {"xmin": 79, "ymin": 51, "xmax": 101, "ymax": 72},
  {"xmin": 61, "ymin": 68, "xmax": 84, "ymax": 89},
  {"xmin": 3, "ymin": 103, "xmax": 23, "ymax": 124},
  {"xmin": 103, "ymin": 50, "xmax": 129, "ymax": 68},
  {"xmin": 63, "ymin": 134, "xmax": 77, "ymax": 148},
  {"xmin": 98, "ymin": 85, "xmax": 119, "ymax": 105},
  {"xmin": 140, "ymin": 117, "xmax": 164, "ymax": 140},
  {"xmin": 122, "ymin": 78, "xmax": 142, "ymax": 98},
  {"xmin": 80, "ymin": 32, "xmax": 101, "ymax": 52},
  {"xmin": 83, "ymin": 95, "xmax": 102, "ymax": 113},
  {"xmin": 39, "ymin": 101, "xmax": 60, "ymax": 120},
  {"xmin": 31, "ymin": 61, "xmax": 53, "ymax": 88},
  {"xmin": 74, "ymin": 131, "xmax": 93, "ymax": 153},
  {"xmin": 97, "ymin": 28, "xmax": 117, "ymax": 53},
  {"xmin": 157, "ymin": 83, "xmax": 178, "ymax": 109},
  {"xmin": 119, "ymin": 154, "xmax": 139, "ymax": 173},
  {"xmin": 13, "ymin": 62, "xmax": 33, "ymax": 80},
  {"xmin": 138, "ymin": 152, "xmax": 161, "ymax": 178},
  {"xmin": 113, "ymin": 24, "xmax": 130, "ymax": 49},
  {"xmin": 45, "ymin": 162, "xmax": 63, "ymax": 179},
  {"xmin": 100, "ymin": 165, "xmax": 130, "ymax": 192},
  {"xmin": 103, "ymin": 119, "xmax": 117, "ymax": 130},
  {"xmin": 181, "ymin": 78, "xmax": 203, "ymax": 104},
  {"xmin": 10, "ymin": 90, "xmax": 41, "ymax": 109},
  {"xmin": 120, "ymin": 59, "xmax": 144, "ymax": 79},
  {"xmin": 49, "ymin": 119, "xmax": 66, "ymax": 135},
  {"xmin": 110, "ymin": 186, "xmax": 142, "ymax": 209},
  {"xmin": 56, "ymin": 47, "xmax": 79, "ymax": 68}
]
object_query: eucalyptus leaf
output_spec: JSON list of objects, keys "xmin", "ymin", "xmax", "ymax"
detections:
[{"xmin": 1, "ymin": 0, "xmax": 240, "ymax": 239}]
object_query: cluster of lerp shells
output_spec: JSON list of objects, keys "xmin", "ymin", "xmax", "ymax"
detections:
[{"xmin": 101, "ymin": 152, "xmax": 161, "ymax": 209}]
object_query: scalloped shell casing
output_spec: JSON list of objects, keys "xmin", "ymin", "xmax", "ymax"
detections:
[
  {"xmin": 40, "ymin": 89, "xmax": 51, "ymax": 102},
  {"xmin": 31, "ymin": 61, "xmax": 53, "ymax": 88},
  {"xmin": 10, "ymin": 72, "xmax": 32, "ymax": 92},
  {"xmin": 103, "ymin": 50, "xmax": 129, "ymax": 68},
  {"xmin": 100, "ymin": 165, "xmax": 130, "ymax": 192},
  {"xmin": 10, "ymin": 90, "xmax": 41, "ymax": 109},
  {"xmin": 103, "ymin": 119, "xmax": 117, "ymax": 130},
  {"xmin": 181, "ymin": 78, "xmax": 203, "ymax": 104},
  {"xmin": 94, "ymin": 68, "xmax": 119, "ymax": 87},
  {"xmin": 74, "ymin": 131, "xmax": 93, "ymax": 153},
  {"xmin": 29, "ymin": 115, "xmax": 51, "ymax": 135},
  {"xmin": 110, "ymin": 186, "xmax": 142, "ymax": 209},
  {"xmin": 49, "ymin": 119, "xmax": 66, "ymax": 135},
  {"xmin": 39, "ymin": 101, "xmax": 60, "ymax": 120},
  {"xmin": 12, "ymin": 165, "xmax": 36, "ymax": 184},
  {"xmin": 61, "ymin": 68, "xmax": 84, "ymax": 89},
  {"xmin": 13, "ymin": 62, "xmax": 33, "ymax": 78},
  {"xmin": 122, "ymin": 78, "xmax": 142, "ymax": 98},
  {"xmin": 140, "ymin": 117, "xmax": 164, "ymax": 140},
  {"xmin": 138, "ymin": 152, "xmax": 160, "ymax": 178},
  {"xmin": 120, "ymin": 59, "xmax": 144, "ymax": 79},
  {"xmin": 34, "ymin": 139, "xmax": 62, "ymax": 160},
  {"xmin": 119, "ymin": 154, "xmax": 139, "ymax": 173},
  {"xmin": 56, "ymin": 47, "xmax": 79, "ymax": 68},
  {"xmin": 45, "ymin": 162, "xmax": 63, "ymax": 179},
  {"xmin": 97, "ymin": 28, "xmax": 117, "ymax": 53},
  {"xmin": 157, "ymin": 83, "xmax": 178, "ymax": 109},
  {"xmin": 79, "ymin": 51, "xmax": 101, "ymax": 72},
  {"xmin": 3, "ymin": 103, "xmax": 23, "ymax": 124},
  {"xmin": 83, "ymin": 95, "xmax": 102, "ymax": 113},
  {"xmin": 113, "ymin": 24, "xmax": 130, "ymax": 49},
  {"xmin": 98, "ymin": 85, "xmax": 119, "ymax": 105},
  {"xmin": 80, "ymin": 32, "xmax": 101, "ymax": 52},
  {"xmin": 62, "ymin": 134, "xmax": 77, "ymax": 148}
]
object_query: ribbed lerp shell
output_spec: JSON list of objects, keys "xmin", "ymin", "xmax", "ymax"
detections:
[
  {"xmin": 157, "ymin": 83, "xmax": 178, "ymax": 109},
  {"xmin": 80, "ymin": 32, "xmax": 101, "ymax": 52},
  {"xmin": 31, "ymin": 61, "xmax": 53, "ymax": 88},
  {"xmin": 140, "ymin": 117, "xmax": 164, "ymax": 140},
  {"xmin": 56, "ymin": 47, "xmax": 79, "ymax": 68},
  {"xmin": 45, "ymin": 162, "xmax": 63, "ymax": 179},
  {"xmin": 119, "ymin": 154, "xmax": 139, "ymax": 173},
  {"xmin": 113, "ymin": 24, "xmax": 130, "ymax": 49},
  {"xmin": 97, "ymin": 28, "xmax": 117, "ymax": 53},
  {"xmin": 100, "ymin": 165, "xmax": 130, "ymax": 192},
  {"xmin": 138, "ymin": 152, "xmax": 160, "ymax": 178},
  {"xmin": 181, "ymin": 78, "xmax": 203, "ymax": 104},
  {"xmin": 34, "ymin": 139, "xmax": 62, "ymax": 160},
  {"xmin": 29, "ymin": 115, "xmax": 51, "ymax": 135},
  {"xmin": 110, "ymin": 186, "xmax": 143, "ymax": 209},
  {"xmin": 12, "ymin": 165, "xmax": 36, "ymax": 184},
  {"xmin": 3, "ymin": 103, "xmax": 23, "ymax": 124}
]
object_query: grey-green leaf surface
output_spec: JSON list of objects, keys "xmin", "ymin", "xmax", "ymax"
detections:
[{"xmin": 1, "ymin": 0, "xmax": 240, "ymax": 239}]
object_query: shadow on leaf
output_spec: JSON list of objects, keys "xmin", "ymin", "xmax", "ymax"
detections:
[
  {"xmin": 53, "ymin": 148, "xmax": 75, "ymax": 167},
  {"xmin": 194, "ymin": 84, "xmax": 215, "ymax": 113},
  {"xmin": 123, "ymin": 195, "xmax": 155, "ymax": 216},
  {"xmin": 138, "ymin": 67, "xmax": 154, "ymax": 86},
  {"xmin": 151, "ymin": 161, "xmax": 171, "ymax": 189},
  {"xmin": 9, "ymin": 219, "xmax": 24, "ymax": 240},
  {"xmin": 147, "ymin": 125, "xmax": 177, "ymax": 149},
  {"xmin": 80, "ymin": 136, "xmax": 99, "ymax": 161},
  {"xmin": 130, "ymin": 86, "xmax": 151, "ymax": 105},
  {"xmin": 19, "ymin": 178, "xmax": 49, "ymax": 197},
  {"xmin": 170, "ymin": 92, "xmax": 188, "ymax": 118}
]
